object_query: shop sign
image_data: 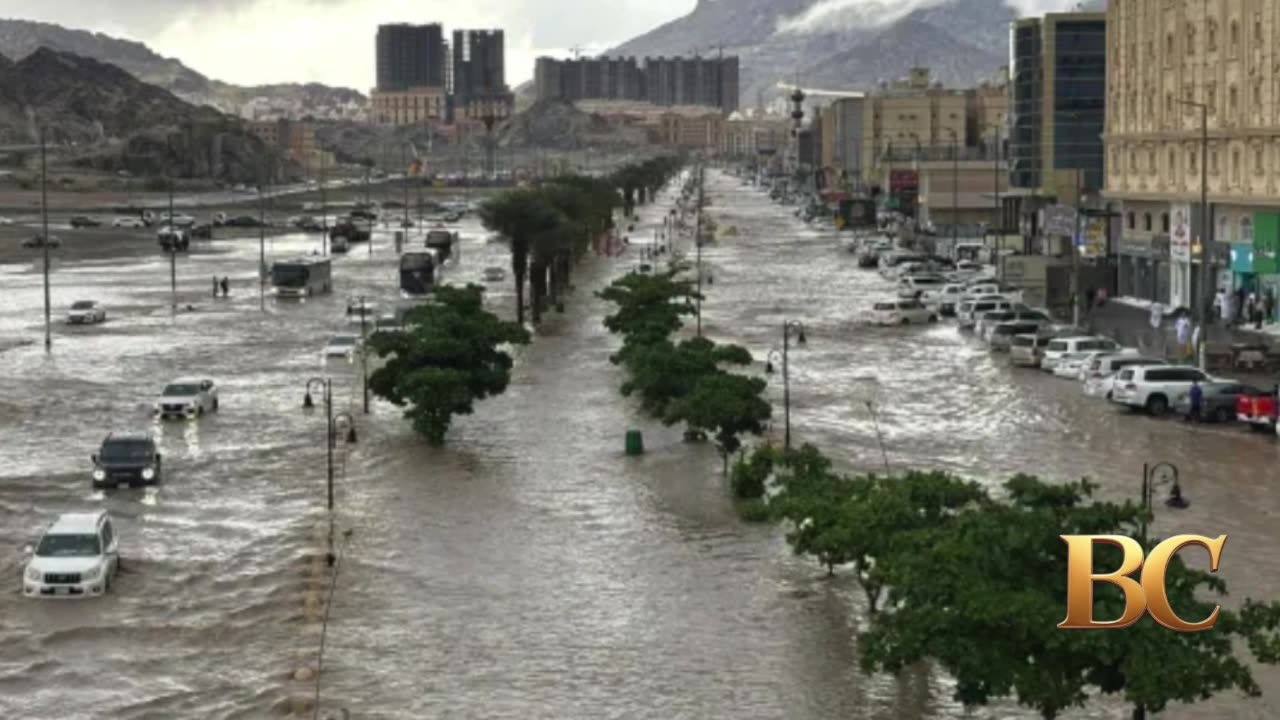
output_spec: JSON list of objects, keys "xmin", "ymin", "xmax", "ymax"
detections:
[{"xmin": 1170, "ymin": 203, "xmax": 1191, "ymax": 262}]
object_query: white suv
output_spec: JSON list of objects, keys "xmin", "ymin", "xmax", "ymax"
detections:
[
  {"xmin": 154, "ymin": 378, "xmax": 219, "ymax": 419},
  {"xmin": 23, "ymin": 511, "xmax": 119, "ymax": 598},
  {"xmin": 1040, "ymin": 337, "xmax": 1127, "ymax": 372},
  {"xmin": 1110, "ymin": 365, "xmax": 1221, "ymax": 416}
]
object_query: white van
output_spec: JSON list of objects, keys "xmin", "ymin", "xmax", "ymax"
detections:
[
  {"xmin": 1039, "ymin": 337, "xmax": 1129, "ymax": 372},
  {"xmin": 958, "ymin": 299, "xmax": 1013, "ymax": 330}
]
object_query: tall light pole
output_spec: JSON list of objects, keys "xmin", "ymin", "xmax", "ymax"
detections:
[
  {"xmin": 401, "ymin": 145, "xmax": 410, "ymax": 231},
  {"xmin": 258, "ymin": 167, "xmax": 267, "ymax": 312},
  {"xmin": 695, "ymin": 165, "xmax": 704, "ymax": 338},
  {"xmin": 765, "ymin": 320, "xmax": 807, "ymax": 450},
  {"xmin": 168, "ymin": 176, "xmax": 177, "ymax": 312},
  {"xmin": 1176, "ymin": 98, "xmax": 1210, "ymax": 369},
  {"xmin": 320, "ymin": 153, "xmax": 329, "ymax": 255},
  {"xmin": 303, "ymin": 377, "xmax": 357, "ymax": 566},
  {"xmin": 945, "ymin": 127, "xmax": 959, "ymax": 248},
  {"xmin": 39, "ymin": 126, "xmax": 51, "ymax": 351},
  {"xmin": 357, "ymin": 295, "xmax": 370, "ymax": 414}
]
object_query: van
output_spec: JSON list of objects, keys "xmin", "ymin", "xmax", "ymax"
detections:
[
  {"xmin": 957, "ymin": 299, "xmax": 1012, "ymax": 330},
  {"xmin": 1039, "ymin": 337, "xmax": 1128, "ymax": 372}
]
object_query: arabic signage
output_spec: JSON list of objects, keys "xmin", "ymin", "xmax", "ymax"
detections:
[
  {"xmin": 1170, "ymin": 203, "xmax": 1191, "ymax": 262},
  {"xmin": 1080, "ymin": 217, "xmax": 1106, "ymax": 258},
  {"xmin": 1041, "ymin": 204, "xmax": 1077, "ymax": 237}
]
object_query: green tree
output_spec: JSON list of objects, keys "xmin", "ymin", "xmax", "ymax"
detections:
[
  {"xmin": 729, "ymin": 444, "xmax": 784, "ymax": 500},
  {"xmin": 478, "ymin": 188, "xmax": 562, "ymax": 325},
  {"xmin": 620, "ymin": 336, "xmax": 752, "ymax": 417},
  {"xmin": 858, "ymin": 475, "xmax": 1280, "ymax": 719},
  {"xmin": 366, "ymin": 285, "xmax": 530, "ymax": 445},
  {"xmin": 664, "ymin": 370, "xmax": 771, "ymax": 474},
  {"xmin": 596, "ymin": 267, "xmax": 699, "ymax": 363}
]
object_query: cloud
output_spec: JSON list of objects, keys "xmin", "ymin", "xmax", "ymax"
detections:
[
  {"xmin": 776, "ymin": 0, "xmax": 948, "ymax": 34},
  {"xmin": 0, "ymin": 0, "xmax": 695, "ymax": 87}
]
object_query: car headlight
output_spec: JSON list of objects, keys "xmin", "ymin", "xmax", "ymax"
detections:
[
  {"xmin": 93, "ymin": 469, "xmax": 106, "ymax": 481},
  {"xmin": 25, "ymin": 566, "xmax": 40, "ymax": 582},
  {"xmin": 141, "ymin": 467, "xmax": 155, "ymax": 480}
]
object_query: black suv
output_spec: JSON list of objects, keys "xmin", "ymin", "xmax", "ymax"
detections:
[{"xmin": 91, "ymin": 433, "xmax": 162, "ymax": 490}]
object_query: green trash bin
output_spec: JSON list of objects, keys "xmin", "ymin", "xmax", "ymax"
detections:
[{"xmin": 625, "ymin": 430, "xmax": 644, "ymax": 456}]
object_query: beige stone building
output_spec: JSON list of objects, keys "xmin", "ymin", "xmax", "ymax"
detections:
[
  {"xmin": 1105, "ymin": 0, "xmax": 1280, "ymax": 310},
  {"xmin": 371, "ymin": 87, "xmax": 448, "ymax": 126}
]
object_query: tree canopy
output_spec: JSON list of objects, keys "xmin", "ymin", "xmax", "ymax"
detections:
[{"xmin": 365, "ymin": 284, "xmax": 530, "ymax": 445}]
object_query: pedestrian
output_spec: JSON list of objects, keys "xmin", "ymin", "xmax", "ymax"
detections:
[
  {"xmin": 1266, "ymin": 289, "xmax": 1276, "ymax": 324},
  {"xmin": 1175, "ymin": 313, "xmax": 1191, "ymax": 359},
  {"xmin": 220, "ymin": 276, "xmax": 229, "ymax": 297},
  {"xmin": 1211, "ymin": 289, "xmax": 1224, "ymax": 325},
  {"xmin": 1219, "ymin": 288, "xmax": 1233, "ymax": 326},
  {"xmin": 1235, "ymin": 287, "xmax": 1247, "ymax": 325},
  {"xmin": 1085, "ymin": 287, "xmax": 1096, "ymax": 309},
  {"xmin": 1187, "ymin": 378, "xmax": 1203, "ymax": 422},
  {"xmin": 1095, "ymin": 287, "xmax": 1108, "ymax": 306}
]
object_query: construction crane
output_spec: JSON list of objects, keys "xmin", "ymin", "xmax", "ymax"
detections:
[{"xmin": 774, "ymin": 81, "xmax": 866, "ymax": 99}]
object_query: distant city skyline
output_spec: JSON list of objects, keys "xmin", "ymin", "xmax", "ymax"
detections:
[
  {"xmin": 0, "ymin": 0, "xmax": 695, "ymax": 89},
  {"xmin": 0, "ymin": 0, "xmax": 1092, "ymax": 91}
]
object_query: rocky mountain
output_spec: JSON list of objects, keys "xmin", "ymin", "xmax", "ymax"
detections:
[
  {"xmin": 0, "ymin": 19, "xmax": 364, "ymax": 115},
  {"xmin": 0, "ymin": 48, "xmax": 293, "ymax": 183},
  {"xmin": 606, "ymin": 0, "xmax": 1062, "ymax": 102}
]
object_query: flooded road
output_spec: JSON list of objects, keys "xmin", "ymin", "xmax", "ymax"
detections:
[{"xmin": 1, "ymin": 170, "xmax": 1277, "ymax": 719}]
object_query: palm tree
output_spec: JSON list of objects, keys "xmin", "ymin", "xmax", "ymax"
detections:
[{"xmin": 479, "ymin": 188, "xmax": 561, "ymax": 325}]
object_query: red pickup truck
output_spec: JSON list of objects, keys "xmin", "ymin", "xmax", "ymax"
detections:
[{"xmin": 1237, "ymin": 392, "xmax": 1279, "ymax": 434}]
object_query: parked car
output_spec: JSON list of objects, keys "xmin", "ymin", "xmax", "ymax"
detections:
[
  {"xmin": 66, "ymin": 300, "xmax": 106, "ymax": 324},
  {"xmin": 1040, "ymin": 337, "xmax": 1128, "ymax": 372},
  {"xmin": 112, "ymin": 216, "xmax": 146, "ymax": 228},
  {"xmin": 157, "ymin": 226, "xmax": 190, "ymax": 251},
  {"xmin": 897, "ymin": 275, "xmax": 947, "ymax": 299},
  {"xmin": 190, "ymin": 223, "xmax": 214, "ymax": 240},
  {"xmin": 1237, "ymin": 391, "xmax": 1279, "ymax": 433},
  {"xmin": 1009, "ymin": 333, "xmax": 1056, "ymax": 367},
  {"xmin": 0, "ymin": 216, "xmax": 13, "ymax": 225},
  {"xmin": 1082, "ymin": 356, "xmax": 1165, "ymax": 399},
  {"xmin": 988, "ymin": 322, "xmax": 1044, "ymax": 352},
  {"xmin": 91, "ymin": 432, "xmax": 162, "ymax": 490},
  {"xmin": 224, "ymin": 215, "xmax": 264, "ymax": 228},
  {"xmin": 1110, "ymin": 365, "xmax": 1220, "ymax": 416},
  {"xmin": 153, "ymin": 378, "xmax": 219, "ymax": 419},
  {"xmin": 963, "ymin": 282, "xmax": 1024, "ymax": 304},
  {"xmin": 373, "ymin": 314, "xmax": 403, "ymax": 334},
  {"xmin": 323, "ymin": 334, "xmax": 362, "ymax": 360},
  {"xmin": 69, "ymin": 215, "xmax": 101, "ymax": 228},
  {"xmin": 867, "ymin": 299, "xmax": 938, "ymax": 326},
  {"xmin": 1052, "ymin": 351, "xmax": 1100, "ymax": 378},
  {"xmin": 483, "ymin": 266, "xmax": 507, "ymax": 283},
  {"xmin": 958, "ymin": 299, "xmax": 1014, "ymax": 330},
  {"xmin": 21, "ymin": 235, "xmax": 61, "ymax": 249},
  {"xmin": 1173, "ymin": 382, "xmax": 1264, "ymax": 423},
  {"xmin": 159, "ymin": 213, "xmax": 196, "ymax": 228},
  {"xmin": 922, "ymin": 283, "xmax": 968, "ymax": 315},
  {"xmin": 22, "ymin": 511, "xmax": 119, "ymax": 598},
  {"xmin": 346, "ymin": 299, "xmax": 379, "ymax": 325},
  {"xmin": 975, "ymin": 308, "xmax": 1048, "ymax": 341}
]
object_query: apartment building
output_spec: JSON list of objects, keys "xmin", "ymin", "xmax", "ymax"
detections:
[{"xmin": 1106, "ymin": 0, "xmax": 1280, "ymax": 312}]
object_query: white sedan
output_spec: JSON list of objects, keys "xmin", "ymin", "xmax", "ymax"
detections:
[
  {"xmin": 867, "ymin": 300, "xmax": 938, "ymax": 326},
  {"xmin": 112, "ymin": 216, "xmax": 146, "ymax": 228},
  {"xmin": 66, "ymin": 300, "xmax": 106, "ymax": 324},
  {"xmin": 323, "ymin": 334, "xmax": 362, "ymax": 360},
  {"xmin": 1052, "ymin": 352, "xmax": 1096, "ymax": 378}
]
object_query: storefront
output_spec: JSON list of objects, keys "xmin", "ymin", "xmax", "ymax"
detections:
[
  {"xmin": 1117, "ymin": 235, "xmax": 1169, "ymax": 302},
  {"xmin": 1256, "ymin": 211, "xmax": 1280, "ymax": 317}
]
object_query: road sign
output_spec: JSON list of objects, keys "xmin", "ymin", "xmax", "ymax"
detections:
[{"xmin": 1042, "ymin": 204, "xmax": 1077, "ymax": 237}]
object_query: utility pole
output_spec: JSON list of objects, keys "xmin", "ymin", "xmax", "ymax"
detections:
[
  {"xmin": 258, "ymin": 176, "xmax": 266, "ymax": 312},
  {"xmin": 359, "ymin": 296, "xmax": 370, "ymax": 414},
  {"xmin": 695, "ymin": 165, "xmax": 704, "ymax": 338},
  {"xmin": 401, "ymin": 145, "xmax": 410, "ymax": 231},
  {"xmin": 320, "ymin": 154, "xmax": 329, "ymax": 255},
  {"xmin": 169, "ymin": 176, "xmax": 177, "ymax": 312},
  {"xmin": 1072, "ymin": 168, "xmax": 1083, "ymax": 328},
  {"xmin": 39, "ymin": 126, "xmax": 51, "ymax": 351},
  {"xmin": 1193, "ymin": 102, "xmax": 1209, "ymax": 368},
  {"xmin": 364, "ymin": 164, "xmax": 373, "ymax": 256},
  {"xmin": 947, "ymin": 127, "xmax": 959, "ymax": 249},
  {"xmin": 993, "ymin": 125, "xmax": 1002, "ymax": 247}
]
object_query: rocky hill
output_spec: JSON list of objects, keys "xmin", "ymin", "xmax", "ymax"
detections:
[
  {"xmin": 0, "ymin": 48, "xmax": 293, "ymax": 183},
  {"xmin": 606, "ymin": 0, "xmax": 1083, "ymax": 102},
  {"xmin": 499, "ymin": 99, "xmax": 650, "ymax": 150},
  {"xmin": 0, "ymin": 19, "xmax": 364, "ymax": 115}
]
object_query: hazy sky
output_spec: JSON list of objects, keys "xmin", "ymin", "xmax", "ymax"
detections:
[{"xmin": 0, "ymin": 0, "xmax": 1083, "ymax": 89}]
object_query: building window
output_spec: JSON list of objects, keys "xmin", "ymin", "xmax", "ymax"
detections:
[
  {"xmin": 1128, "ymin": 211, "xmax": 1136, "ymax": 229},
  {"xmin": 1189, "ymin": 149, "xmax": 1198, "ymax": 173},
  {"xmin": 1211, "ymin": 149, "xmax": 1220, "ymax": 174},
  {"xmin": 1165, "ymin": 93, "xmax": 1174, "ymax": 116},
  {"xmin": 1233, "ymin": 148, "xmax": 1241, "ymax": 184},
  {"xmin": 1129, "ymin": 150, "xmax": 1138, "ymax": 171},
  {"xmin": 1187, "ymin": 24, "xmax": 1196, "ymax": 55},
  {"xmin": 1229, "ymin": 85, "xmax": 1238, "ymax": 113},
  {"xmin": 1148, "ymin": 148, "xmax": 1157, "ymax": 172},
  {"xmin": 1230, "ymin": 20, "xmax": 1239, "ymax": 49},
  {"xmin": 1206, "ymin": 82, "xmax": 1217, "ymax": 114},
  {"xmin": 1254, "ymin": 81, "xmax": 1263, "ymax": 108},
  {"xmin": 1166, "ymin": 34, "xmax": 1174, "ymax": 56},
  {"xmin": 1168, "ymin": 150, "xmax": 1176, "ymax": 176},
  {"xmin": 1208, "ymin": 20, "xmax": 1217, "ymax": 51},
  {"xmin": 1162, "ymin": 213, "xmax": 1170, "ymax": 233},
  {"xmin": 1256, "ymin": 146, "xmax": 1265, "ymax": 175},
  {"xmin": 1144, "ymin": 212, "xmax": 1153, "ymax": 231}
]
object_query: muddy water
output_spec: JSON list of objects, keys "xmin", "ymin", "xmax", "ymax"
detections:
[{"xmin": 1, "ymin": 172, "xmax": 1277, "ymax": 719}]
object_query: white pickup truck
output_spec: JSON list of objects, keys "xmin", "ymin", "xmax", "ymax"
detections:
[{"xmin": 154, "ymin": 378, "xmax": 219, "ymax": 419}]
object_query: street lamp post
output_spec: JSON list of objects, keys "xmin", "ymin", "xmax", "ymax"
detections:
[
  {"xmin": 168, "ymin": 176, "xmax": 177, "ymax": 312},
  {"xmin": 258, "ymin": 174, "xmax": 267, "ymax": 312},
  {"xmin": 356, "ymin": 295, "xmax": 370, "ymax": 414},
  {"xmin": 945, "ymin": 127, "xmax": 959, "ymax": 248},
  {"xmin": 1139, "ymin": 462, "xmax": 1188, "ymax": 545},
  {"xmin": 1176, "ymin": 98, "xmax": 1210, "ymax": 369},
  {"xmin": 303, "ymin": 377, "xmax": 358, "ymax": 566},
  {"xmin": 320, "ymin": 153, "xmax": 328, "ymax": 256},
  {"xmin": 39, "ymin": 125, "xmax": 51, "ymax": 351},
  {"xmin": 765, "ymin": 320, "xmax": 807, "ymax": 450},
  {"xmin": 695, "ymin": 165, "xmax": 705, "ymax": 338}
]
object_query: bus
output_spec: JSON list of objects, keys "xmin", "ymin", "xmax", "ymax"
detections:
[
  {"xmin": 271, "ymin": 257, "xmax": 332, "ymax": 299},
  {"xmin": 425, "ymin": 229, "xmax": 456, "ymax": 264},
  {"xmin": 400, "ymin": 252, "xmax": 436, "ymax": 297}
]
